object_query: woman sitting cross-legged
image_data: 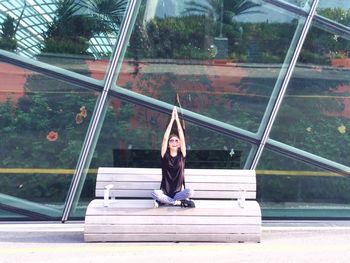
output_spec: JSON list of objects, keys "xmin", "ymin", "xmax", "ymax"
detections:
[{"xmin": 151, "ymin": 106, "xmax": 195, "ymax": 208}]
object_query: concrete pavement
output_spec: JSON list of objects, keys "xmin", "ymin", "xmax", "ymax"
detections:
[{"xmin": 0, "ymin": 222, "xmax": 350, "ymax": 263}]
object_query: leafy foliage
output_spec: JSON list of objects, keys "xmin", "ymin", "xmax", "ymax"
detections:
[
  {"xmin": 183, "ymin": 0, "xmax": 261, "ymax": 23},
  {"xmin": 128, "ymin": 15, "xmax": 216, "ymax": 60},
  {"xmin": 0, "ymin": 14, "xmax": 17, "ymax": 51},
  {"xmin": 42, "ymin": 0, "xmax": 127, "ymax": 55}
]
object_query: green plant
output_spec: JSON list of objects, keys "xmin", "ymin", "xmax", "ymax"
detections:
[
  {"xmin": 0, "ymin": 14, "xmax": 17, "ymax": 51},
  {"xmin": 41, "ymin": 0, "xmax": 127, "ymax": 55}
]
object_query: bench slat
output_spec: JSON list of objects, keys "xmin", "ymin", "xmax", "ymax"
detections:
[
  {"xmin": 96, "ymin": 182, "xmax": 256, "ymax": 191},
  {"xmin": 97, "ymin": 174, "xmax": 255, "ymax": 183},
  {"xmin": 85, "ymin": 233, "xmax": 260, "ymax": 242},
  {"xmin": 96, "ymin": 189, "xmax": 256, "ymax": 199},
  {"xmin": 84, "ymin": 224, "xmax": 261, "ymax": 234},
  {"xmin": 98, "ymin": 167, "xmax": 255, "ymax": 176},
  {"xmin": 86, "ymin": 204, "xmax": 261, "ymax": 217},
  {"xmin": 85, "ymin": 215, "xmax": 260, "ymax": 225}
]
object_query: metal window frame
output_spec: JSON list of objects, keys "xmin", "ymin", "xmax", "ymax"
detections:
[{"xmin": 61, "ymin": 0, "xmax": 140, "ymax": 222}]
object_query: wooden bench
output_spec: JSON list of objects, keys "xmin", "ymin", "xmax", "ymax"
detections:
[{"xmin": 84, "ymin": 167, "xmax": 262, "ymax": 242}]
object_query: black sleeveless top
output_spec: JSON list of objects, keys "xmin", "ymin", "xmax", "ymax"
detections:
[{"xmin": 160, "ymin": 150, "xmax": 185, "ymax": 198}]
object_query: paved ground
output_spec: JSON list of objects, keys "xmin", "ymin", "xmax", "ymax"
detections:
[{"xmin": 1, "ymin": 222, "xmax": 350, "ymax": 263}]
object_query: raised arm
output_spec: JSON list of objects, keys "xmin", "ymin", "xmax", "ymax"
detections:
[
  {"xmin": 174, "ymin": 107, "xmax": 186, "ymax": 158},
  {"xmin": 161, "ymin": 107, "xmax": 176, "ymax": 158}
]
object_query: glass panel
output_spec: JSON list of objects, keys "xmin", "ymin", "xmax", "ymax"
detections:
[
  {"xmin": 0, "ymin": 209, "xmax": 28, "ymax": 221},
  {"xmin": 270, "ymin": 18, "xmax": 350, "ymax": 166},
  {"xmin": 70, "ymin": 98, "xmax": 253, "ymax": 218},
  {"xmin": 317, "ymin": 0, "xmax": 350, "ymax": 28},
  {"xmin": 0, "ymin": 62, "xmax": 99, "ymax": 220},
  {"xmin": 116, "ymin": 0, "xmax": 305, "ymax": 133},
  {"xmin": 258, "ymin": 149, "xmax": 350, "ymax": 219},
  {"xmin": 0, "ymin": 0, "xmax": 128, "ymax": 79},
  {"xmin": 66, "ymin": 169, "xmax": 97, "ymax": 220}
]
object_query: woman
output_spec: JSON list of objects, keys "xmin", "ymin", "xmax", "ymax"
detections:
[{"xmin": 151, "ymin": 106, "xmax": 195, "ymax": 208}]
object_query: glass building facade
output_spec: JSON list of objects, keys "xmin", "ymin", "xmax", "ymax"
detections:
[{"xmin": 0, "ymin": 0, "xmax": 349, "ymax": 222}]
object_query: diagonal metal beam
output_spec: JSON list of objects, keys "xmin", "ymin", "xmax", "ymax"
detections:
[{"xmin": 61, "ymin": 0, "xmax": 140, "ymax": 223}]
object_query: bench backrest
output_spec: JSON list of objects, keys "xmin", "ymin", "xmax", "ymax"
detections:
[{"xmin": 96, "ymin": 167, "xmax": 257, "ymax": 200}]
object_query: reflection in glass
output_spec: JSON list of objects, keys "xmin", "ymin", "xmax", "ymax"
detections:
[
  {"xmin": 0, "ymin": 208, "xmax": 28, "ymax": 220},
  {"xmin": 317, "ymin": 0, "xmax": 350, "ymax": 28},
  {"xmin": 0, "ymin": 62, "xmax": 99, "ymax": 220},
  {"xmin": 257, "ymin": 149, "xmax": 350, "ymax": 219},
  {"xmin": 70, "ymin": 97, "xmax": 253, "ymax": 218},
  {"xmin": 270, "ymin": 18, "xmax": 350, "ymax": 166},
  {"xmin": 0, "ymin": 0, "xmax": 128, "ymax": 79},
  {"xmin": 116, "ymin": 0, "xmax": 307, "ymax": 133},
  {"xmin": 284, "ymin": 0, "xmax": 309, "ymax": 8}
]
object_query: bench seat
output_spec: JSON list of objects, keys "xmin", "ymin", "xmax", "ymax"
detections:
[{"xmin": 84, "ymin": 168, "xmax": 262, "ymax": 242}]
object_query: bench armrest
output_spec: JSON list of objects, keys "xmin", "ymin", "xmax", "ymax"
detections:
[{"xmin": 103, "ymin": 184, "xmax": 114, "ymax": 207}]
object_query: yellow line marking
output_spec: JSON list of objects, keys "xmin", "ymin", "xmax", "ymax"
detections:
[
  {"xmin": 256, "ymin": 170, "xmax": 341, "ymax": 177},
  {"xmin": 0, "ymin": 168, "xmax": 97, "ymax": 174}
]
